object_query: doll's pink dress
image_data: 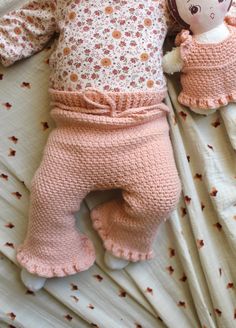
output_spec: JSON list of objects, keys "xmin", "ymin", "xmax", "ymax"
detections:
[{"xmin": 175, "ymin": 19, "xmax": 236, "ymax": 110}]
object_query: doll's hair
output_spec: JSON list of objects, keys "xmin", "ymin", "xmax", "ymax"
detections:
[
  {"xmin": 167, "ymin": 0, "xmax": 190, "ymax": 29},
  {"xmin": 167, "ymin": 0, "xmax": 233, "ymax": 28}
]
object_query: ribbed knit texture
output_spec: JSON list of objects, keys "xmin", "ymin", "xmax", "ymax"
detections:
[
  {"xmin": 175, "ymin": 22, "xmax": 236, "ymax": 110},
  {"xmin": 16, "ymin": 89, "xmax": 181, "ymax": 278}
]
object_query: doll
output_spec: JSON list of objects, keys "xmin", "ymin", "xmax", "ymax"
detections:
[
  {"xmin": 162, "ymin": 0, "xmax": 236, "ymax": 115},
  {"xmin": 0, "ymin": 0, "xmax": 181, "ymax": 291}
]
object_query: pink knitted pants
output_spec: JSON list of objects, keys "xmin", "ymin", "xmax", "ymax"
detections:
[{"xmin": 16, "ymin": 89, "xmax": 181, "ymax": 278}]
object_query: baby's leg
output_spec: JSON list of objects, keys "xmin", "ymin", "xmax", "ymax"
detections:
[
  {"xmin": 91, "ymin": 118, "xmax": 182, "ymax": 268},
  {"xmin": 16, "ymin": 138, "xmax": 96, "ymax": 290}
]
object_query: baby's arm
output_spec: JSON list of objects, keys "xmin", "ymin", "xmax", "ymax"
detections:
[
  {"xmin": 0, "ymin": 0, "xmax": 57, "ymax": 67},
  {"xmin": 162, "ymin": 47, "xmax": 183, "ymax": 75}
]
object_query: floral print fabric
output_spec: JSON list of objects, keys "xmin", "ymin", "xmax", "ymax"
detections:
[{"xmin": 0, "ymin": 0, "xmax": 172, "ymax": 93}]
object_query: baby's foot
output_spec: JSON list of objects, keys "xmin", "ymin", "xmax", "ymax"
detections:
[
  {"xmin": 104, "ymin": 251, "xmax": 130, "ymax": 270},
  {"xmin": 21, "ymin": 268, "xmax": 46, "ymax": 292}
]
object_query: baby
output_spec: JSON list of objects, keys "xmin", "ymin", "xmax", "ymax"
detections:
[{"xmin": 0, "ymin": 0, "xmax": 181, "ymax": 291}]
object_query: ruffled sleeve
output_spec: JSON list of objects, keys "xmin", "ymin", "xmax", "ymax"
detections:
[
  {"xmin": 225, "ymin": 1, "xmax": 236, "ymax": 26},
  {"xmin": 225, "ymin": 16, "xmax": 236, "ymax": 27},
  {"xmin": 175, "ymin": 29, "xmax": 193, "ymax": 61},
  {"xmin": 175, "ymin": 29, "xmax": 192, "ymax": 46}
]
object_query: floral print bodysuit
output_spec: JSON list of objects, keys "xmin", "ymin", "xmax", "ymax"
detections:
[{"xmin": 0, "ymin": 0, "xmax": 172, "ymax": 93}]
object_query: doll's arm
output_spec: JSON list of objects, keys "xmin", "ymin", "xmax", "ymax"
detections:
[
  {"xmin": 0, "ymin": 0, "xmax": 57, "ymax": 67},
  {"xmin": 162, "ymin": 47, "xmax": 184, "ymax": 75}
]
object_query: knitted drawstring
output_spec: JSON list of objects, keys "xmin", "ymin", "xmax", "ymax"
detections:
[{"xmin": 81, "ymin": 88, "xmax": 170, "ymax": 117}]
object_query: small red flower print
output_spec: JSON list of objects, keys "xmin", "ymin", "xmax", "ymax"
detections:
[
  {"xmin": 5, "ymin": 222, "xmax": 15, "ymax": 229},
  {"xmin": 88, "ymin": 304, "xmax": 94, "ymax": 309},
  {"xmin": 179, "ymin": 274, "xmax": 187, "ymax": 282},
  {"xmin": 119, "ymin": 290, "xmax": 127, "ymax": 297},
  {"xmin": 119, "ymin": 41, "xmax": 126, "ymax": 47},
  {"xmin": 0, "ymin": 173, "xmax": 8, "ymax": 180},
  {"xmin": 41, "ymin": 122, "xmax": 49, "ymax": 130},
  {"xmin": 201, "ymin": 202, "xmax": 205, "ymax": 211},
  {"xmin": 210, "ymin": 188, "xmax": 218, "ymax": 197},
  {"xmin": 145, "ymin": 287, "xmax": 153, "ymax": 295},
  {"xmin": 227, "ymin": 283, "xmax": 234, "ymax": 289},
  {"xmin": 194, "ymin": 173, "xmax": 202, "ymax": 181},
  {"xmin": 138, "ymin": 24, "xmax": 144, "ymax": 30},
  {"xmin": 26, "ymin": 289, "xmax": 35, "ymax": 295},
  {"xmin": 166, "ymin": 266, "xmax": 174, "ymax": 275},
  {"xmin": 178, "ymin": 301, "xmax": 186, "ymax": 308},
  {"xmin": 3, "ymin": 102, "xmax": 12, "ymax": 110},
  {"xmin": 8, "ymin": 148, "xmax": 16, "ymax": 157},
  {"xmin": 168, "ymin": 248, "xmax": 175, "ymax": 257},
  {"xmin": 207, "ymin": 144, "xmax": 214, "ymax": 151},
  {"xmin": 8, "ymin": 136, "xmax": 18, "ymax": 144},
  {"xmin": 130, "ymin": 40, "xmax": 137, "ymax": 47},
  {"xmin": 196, "ymin": 239, "xmax": 204, "ymax": 249},
  {"xmin": 11, "ymin": 192, "xmax": 22, "ymax": 199},
  {"xmin": 70, "ymin": 295, "xmax": 79, "ymax": 302},
  {"xmin": 214, "ymin": 309, "xmax": 222, "ymax": 317},
  {"xmin": 7, "ymin": 312, "xmax": 16, "ymax": 320},
  {"xmin": 21, "ymin": 82, "xmax": 31, "ymax": 89},
  {"xmin": 93, "ymin": 274, "xmax": 103, "ymax": 282},
  {"xmin": 119, "ymin": 19, "xmax": 126, "ymax": 25},
  {"xmin": 4, "ymin": 242, "xmax": 14, "ymax": 248},
  {"xmin": 213, "ymin": 222, "xmax": 222, "ymax": 231},
  {"xmin": 26, "ymin": 16, "xmax": 33, "ymax": 24},
  {"xmin": 70, "ymin": 283, "xmax": 78, "ymax": 291},
  {"xmin": 181, "ymin": 207, "xmax": 187, "ymax": 217},
  {"xmin": 211, "ymin": 118, "xmax": 221, "ymax": 128},
  {"xmin": 64, "ymin": 314, "xmax": 73, "ymax": 321},
  {"xmin": 184, "ymin": 196, "xmax": 191, "ymax": 204},
  {"xmin": 179, "ymin": 111, "xmax": 187, "ymax": 120}
]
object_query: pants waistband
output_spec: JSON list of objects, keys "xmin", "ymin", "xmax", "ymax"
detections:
[{"xmin": 48, "ymin": 88, "xmax": 169, "ymax": 117}]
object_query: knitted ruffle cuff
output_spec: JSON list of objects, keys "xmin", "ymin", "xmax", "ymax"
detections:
[
  {"xmin": 90, "ymin": 204, "xmax": 155, "ymax": 262},
  {"xmin": 16, "ymin": 236, "xmax": 96, "ymax": 278},
  {"xmin": 178, "ymin": 92, "xmax": 236, "ymax": 110}
]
